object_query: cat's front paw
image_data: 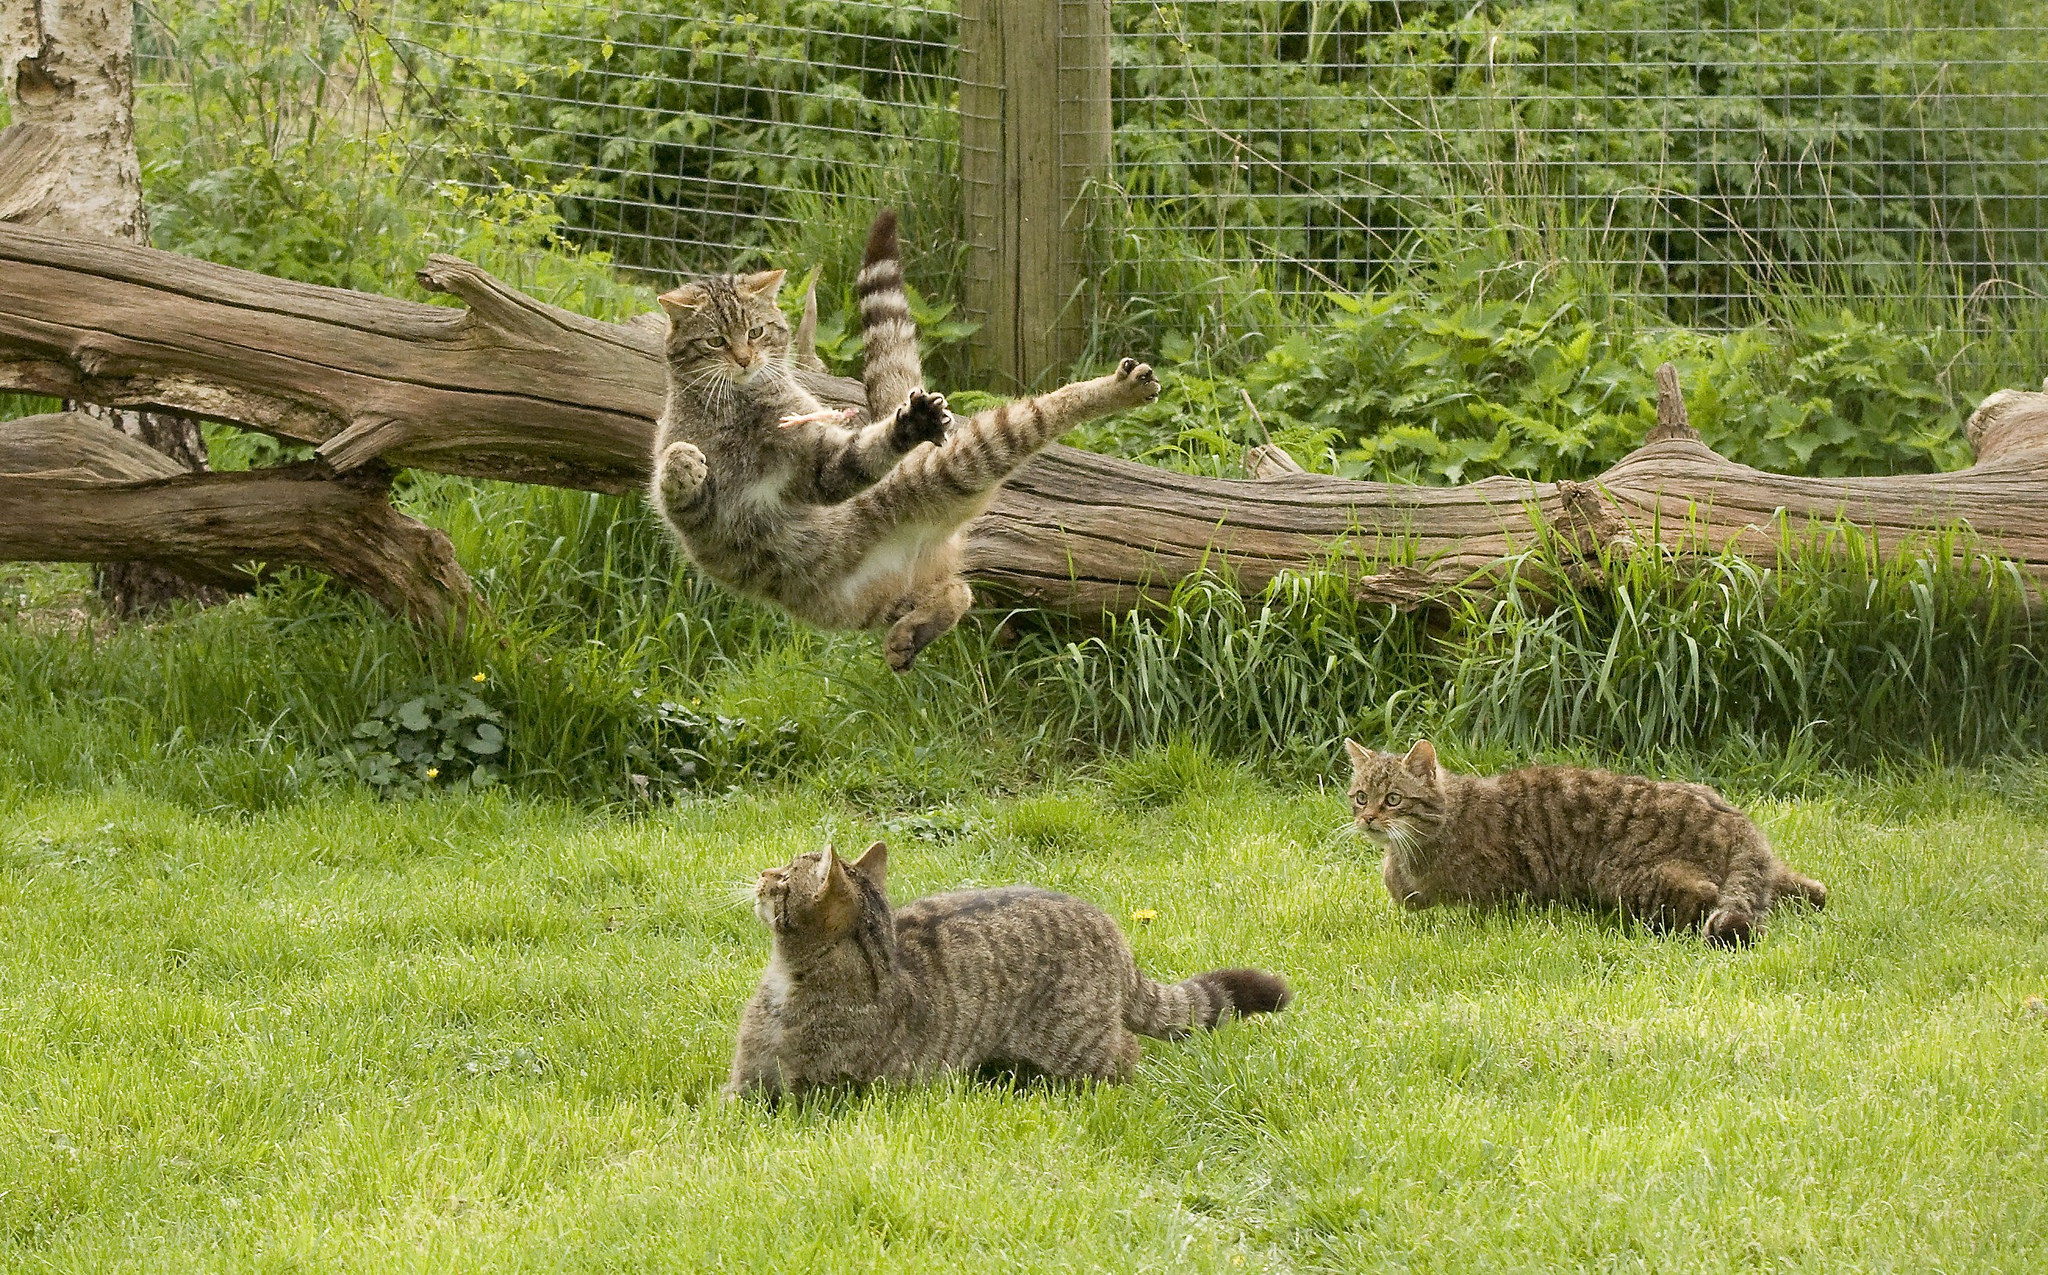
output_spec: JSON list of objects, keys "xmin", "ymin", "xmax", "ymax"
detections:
[
  {"xmin": 655, "ymin": 439, "xmax": 708, "ymax": 508},
  {"xmin": 1103, "ymin": 357, "xmax": 1161, "ymax": 408},
  {"xmin": 1703, "ymin": 907, "xmax": 1755, "ymax": 948},
  {"xmin": 888, "ymin": 388, "xmax": 951, "ymax": 451}
]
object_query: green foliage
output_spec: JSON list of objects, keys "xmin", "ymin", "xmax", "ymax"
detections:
[
  {"xmin": 327, "ymin": 679, "xmax": 507, "ymax": 795},
  {"xmin": 395, "ymin": 0, "xmax": 959, "ymax": 274},
  {"xmin": 623, "ymin": 695, "xmax": 809, "ymax": 800},
  {"xmin": 1240, "ymin": 269, "xmax": 1973, "ymax": 483},
  {"xmin": 1000, "ymin": 529, "xmax": 2048, "ymax": 775},
  {"xmin": 135, "ymin": 0, "xmax": 649, "ymax": 313}
]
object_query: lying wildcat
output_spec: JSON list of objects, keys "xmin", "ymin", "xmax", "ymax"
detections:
[
  {"xmin": 726, "ymin": 841, "xmax": 1292, "ymax": 1099},
  {"xmin": 1345, "ymin": 739, "xmax": 1827, "ymax": 946},
  {"xmin": 650, "ymin": 209, "xmax": 1161, "ymax": 671}
]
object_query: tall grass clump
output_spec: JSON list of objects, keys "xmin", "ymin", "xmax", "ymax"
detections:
[
  {"xmin": 1454, "ymin": 530, "xmax": 2047, "ymax": 764},
  {"xmin": 1011, "ymin": 530, "xmax": 2047, "ymax": 775}
]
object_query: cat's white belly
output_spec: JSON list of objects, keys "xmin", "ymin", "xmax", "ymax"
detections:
[
  {"xmin": 837, "ymin": 525, "xmax": 938, "ymax": 608},
  {"xmin": 739, "ymin": 471, "xmax": 791, "ymax": 506}
]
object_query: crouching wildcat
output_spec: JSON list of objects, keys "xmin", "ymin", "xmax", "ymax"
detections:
[{"xmin": 1346, "ymin": 739, "xmax": 1827, "ymax": 946}]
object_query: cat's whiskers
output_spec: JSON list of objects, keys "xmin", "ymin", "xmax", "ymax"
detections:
[
  {"xmin": 725, "ymin": 879, "xmax": 762, "ymax": 908},
  {"xmin": 1322, "ymin": 819, "xmax": 1366, "ymax": 847}
]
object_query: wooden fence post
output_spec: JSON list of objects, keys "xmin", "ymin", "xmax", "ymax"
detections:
[{"xmin": 959, "ymin": 0, "xmax": 1112, "ymax": 390}]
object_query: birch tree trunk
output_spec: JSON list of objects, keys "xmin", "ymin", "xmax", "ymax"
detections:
[{"xmin": 2, "ymin": 0, "xmax": 218, "ymax": 614}]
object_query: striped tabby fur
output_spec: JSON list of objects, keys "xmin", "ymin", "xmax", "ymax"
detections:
[
  {"xmin": 1348, "ymin": 739, "xmax": 1829, "ymax": 946},
  {"xmin": 650, "ymin": 209, "xmax": 1161, "ymax": 670},
  {"xmin": 727, "ymin": 842, "xmax": 1292, "ymax": 1099}
]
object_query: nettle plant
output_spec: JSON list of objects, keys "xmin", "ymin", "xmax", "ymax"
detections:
[
  {"xmin": 330, "ymin": 680, "xmax": 507, "ymax": 796},
  {"xmin": 623, "ymin": 693, "xmax": 808, "ymax": 801}
]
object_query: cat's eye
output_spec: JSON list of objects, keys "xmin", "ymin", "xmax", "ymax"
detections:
[
  {"xmin": 1383, "ymin": 792, "xmax": 1402, "ymax": 807},
  {"xmin": 748, "ymin": 324, "xmax": 767, "ymax": 339}
]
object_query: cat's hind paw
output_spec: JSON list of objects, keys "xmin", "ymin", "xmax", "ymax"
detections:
[
  {"xmin": 1103, "ymin": 357, "xmax": 1161, "ymax": 409},
  {"xmin": 887, "ymin": 388, "xmax": 951, "ymax": 451}
]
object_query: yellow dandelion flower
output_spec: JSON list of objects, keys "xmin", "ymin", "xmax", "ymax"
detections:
[
  {"xmin": 425, "ymin": 768, "xmax": 440, "ymax": 780},
  {"xmin": 1131, "ymin": 908, "xmax": 1157, "ymax": 924},
  {"xmin": 472, "ymin": 672, "xmax": 487, "ymax": 683}
]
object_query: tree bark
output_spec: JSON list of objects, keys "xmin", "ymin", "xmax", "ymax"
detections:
[
  {"xmin": 3, "ymin": 0, "xmax": 217, "ymax": 614},
  {"xmin": 0, "ymin": 448, "xmax": 473, "ymax": 628},
  {"xmin": 0, "ymin": 220, "xmax": 2044, "ymax": 620}
]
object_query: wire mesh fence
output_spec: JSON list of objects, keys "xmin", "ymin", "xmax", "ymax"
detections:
[
  {"xmin": 367, "ymin": 2, "xmax": 2048, "ymax": 341},
  {"xmin": 387, "ymin": 0, "xmax": 958, "ymax": 274},
  {"xmin": 1102, "ymin": 1, "xmax": 2048, "ymax": 328}
]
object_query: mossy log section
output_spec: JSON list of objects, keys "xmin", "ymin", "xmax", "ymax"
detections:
[{"xmin": 1, "ymin": 221, "xmax": 2045, "ymax": 621}]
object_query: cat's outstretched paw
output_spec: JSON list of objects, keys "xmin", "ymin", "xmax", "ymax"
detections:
[
  {"xmin": 655, "ymin": 440, "xmax": 708, "ymax": 508},
  {"xmin": 1103, "ymin": 357, "xmax": 1161, "ymax": 409},
  {"xmin": 888, "ymin": 388, "xmax": 951, "ymax": 451}
]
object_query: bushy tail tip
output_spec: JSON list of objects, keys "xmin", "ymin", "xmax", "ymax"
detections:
[
  {"xmin": 863, "ymin": 208, "xmax": 900, "ymax": 269},
  {"xmin": 1193, "ymin": 967, "xmax": 1293, "ymax": 1019}
]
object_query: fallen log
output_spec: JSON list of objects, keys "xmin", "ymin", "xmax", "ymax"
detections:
[
  {"xmin": 0, "ymin": 419, "xmax": 471, "ymax": 627},
  {"xmin": 1, "ymin": 220, "xmax": 2044, "ymax": 620}
]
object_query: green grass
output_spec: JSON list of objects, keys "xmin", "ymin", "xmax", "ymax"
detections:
[{"xmin": 3, "ymin": 761, "xmax": 2045, "ymax": 1271}]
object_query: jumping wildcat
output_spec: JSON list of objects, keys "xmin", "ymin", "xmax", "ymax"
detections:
[
  {"xmin": 1346, "ymin": 739, "xmax": 1827, "ymax": 946},
  {"xmin": 726, "ymin": 841, "xmax": 1292, "ymax": 1099},
  {"xmin": 649, "ymin": 210, "xmax": 1161, "ymax": 671}
]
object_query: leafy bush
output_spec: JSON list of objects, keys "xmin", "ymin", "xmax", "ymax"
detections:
[
  {"xmin": 136, "ymin": 0, "xmax": 648, "ymax": 313},
  {"xmin": 393, "ymin": 0, "xmax": 959, "ymax": 275},
  {"xmin": 1243, "ymin": 277, "xmax": 1970, "ymax": 483}
]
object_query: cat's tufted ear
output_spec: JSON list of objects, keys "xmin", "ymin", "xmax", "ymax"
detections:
[
  {"xmin": 1343, "ymin": 738, "xmax": 1371, "ymax": 769},
  {"xmin": 1403, "ymin": 739, "xmax": 1438, "ymax": 780},
  {"xmin": 737, "ymin": 268, "xmax": 786, "ymax": 298},
  {"xmin": 850, "ymin": 840, "xmax": 888, "ymax": 892},
  {"xmin": 657, "ymin": 284, "xmax": 705, "ymax": 318}
]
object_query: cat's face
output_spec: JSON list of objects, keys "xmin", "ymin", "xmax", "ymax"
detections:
[
  {"xmin": 659, "ymin": 270, "xmax": 791, "ymax": 386},
  {"xmin": 752, "ymin": 842, "xmax": 889, "ymax": 939},
  {"xmin": 1345, "ymin": 739, "xmax": 1448, "ymax": 852}
]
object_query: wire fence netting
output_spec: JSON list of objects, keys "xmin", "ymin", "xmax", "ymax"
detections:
[{"xmin": 350, "ymin": 2, "xmax": 2048, "ymax": 329}]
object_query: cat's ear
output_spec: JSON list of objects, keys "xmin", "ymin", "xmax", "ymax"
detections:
[
  {"xmin": 657, "ymin": 284, "xmax": 706, "ymax": 318},
  {"xmin": 737, "ymin": 268, "xmax": 786, "ymax": 298},
  {"xmin": 850, "ymin": 840, "xmax": 888, "ymax": 892},
  {"xmin": 1343, "ymin": 738, "xmax": 1371, "ymax": 768},
  {"xmin": 813, "ymin": 847, "xmax": 860, "ymax": 929},
  {"xmin": 813, "ymin": 844, "xmax": 841, "ymax": 886},
  {"xmin": 1403, "ymin": 739, "xmax": 1438, "ymax": 780}
]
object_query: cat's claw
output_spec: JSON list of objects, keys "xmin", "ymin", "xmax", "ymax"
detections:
[{"xmin": 778, "ymin": 407, "xmax": 860, "ymax": 429}]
